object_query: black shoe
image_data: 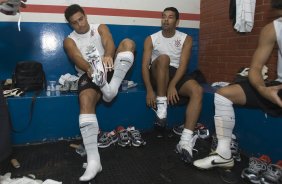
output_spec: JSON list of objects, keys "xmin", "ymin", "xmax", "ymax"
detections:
[{"xmin": 154, "ymin": 117, "xmax": 167, "ymax": 138}]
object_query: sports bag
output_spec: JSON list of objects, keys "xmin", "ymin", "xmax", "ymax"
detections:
[{"xmin": 12, "ymin": 61, "xmax": 46, "ymax": 91}]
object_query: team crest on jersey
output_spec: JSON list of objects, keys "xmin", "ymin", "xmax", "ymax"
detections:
[{"xmin": 174, "ymin": 38, "xmax": 181, "ymax": 47}]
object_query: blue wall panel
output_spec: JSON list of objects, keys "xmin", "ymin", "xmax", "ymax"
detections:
[{"xmin": 0, "ymin": 22, "xmax": 199, "ymax": 85}]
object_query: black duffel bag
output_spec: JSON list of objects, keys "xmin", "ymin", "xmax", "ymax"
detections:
[{"xmin": 12, "ymin": 61, "xmax": 46, "ymax": 91}]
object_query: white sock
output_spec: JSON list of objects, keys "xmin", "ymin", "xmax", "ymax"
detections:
[
  {"xmin": 79, "ymin": 114, "xmax": 102, "ymax": 181},
  {"xmin": 156, "ymin": 96, "xmax": 167, "ymax": 119},
  {"xmin": 179, "ymin": 128, "xmax": 193, "ymax": 145},
  {"xmin": 179, "ymin": 129, "xmax": 197, "ymax": 156},
  {"xmin": 214, "ymin": 93, "xmax": 235, "ymax": 159},
  {"xmin": 101, "ymin": 51, "xmax": 134, "ymax": 102}
]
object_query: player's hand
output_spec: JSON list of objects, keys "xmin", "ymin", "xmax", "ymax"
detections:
[
  {"xmin": 86, "ymin": 67, "xmax": 93, "ymax": 79},
  {"xmin": 103, "ymin": 56, "xmax": 114, "ymax": 72},
  {"xmin": 146, "ymin": 90, "xmax": 156, "ymax": 108},
  {"xmin": 167, "ymin": 84, "xmax": 179, "ymax": 105},
  {"xmin": 261, "ymin": 85, "xmax": 282, "ymax": 108}
]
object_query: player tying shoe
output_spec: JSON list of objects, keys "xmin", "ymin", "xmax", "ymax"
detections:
[{"xmin": 64, "ymin": 4, "xmax": 135, "ymax": 182}]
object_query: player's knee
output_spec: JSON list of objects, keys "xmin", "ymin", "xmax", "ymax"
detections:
[
  {"xmin": 120, "ymin": 38, "xmax": 135, "ymax": 51},
  {"xmin": 192, "ymin": 84, "xmax": 203, "ymax": 100},
  {"xmin": 102, "ymin": 90, "xmax": 118, "ymax": 103}
]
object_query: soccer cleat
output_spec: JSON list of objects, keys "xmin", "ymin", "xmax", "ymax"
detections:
[
  {"xmin": 87, "ymin": 47, "xmax": 106, "ymax": 87},
  {"xmin": 3, "ymin": 88, "xmax": 24, "ymax": 97},
  {"xmin": 241, "ymin": 155, "xmax": 271, "ymax": 184},
  {"xmin": 173, "ymin": 124, "xmax": 184, "ymax": 136},
  {"xmin": 116, "ymin": 126, "xmax": 131, "ymax": 147},
  {"xmin": 127, "ymin": 126, "xmax": 146, "ymax": 147},
  {"xmin": 98, "ymin": 130, "xmax": 118, "ymax": 148},
  {"xmin": 153, "ymin": 116, "xmax": 167, "ymax": 138},
  {"xmin": 175, "ymin": 135, "xmax": 198, "ymax": 164},
  {"xmin": 260, "ymin": 163, "xmax": 282, "ymax": 184},
  {"xmin": 193, "ymin": 152, "xmax": 234, "ymax": 169}
]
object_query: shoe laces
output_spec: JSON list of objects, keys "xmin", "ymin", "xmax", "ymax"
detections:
[
  {"xmin": 127, "ymin": 126, "xmax": 142, "ymax": 139},
  {"xmin": 130, "ymin": 130, "xmax": 142, "ymax": 140},
  {"xmin": 118, "ymin": 129, "xmax": 129, "ymax": 140},
  {"xmin": 98, "ymin": 132, "xmax": 110, "ymax": 143}
]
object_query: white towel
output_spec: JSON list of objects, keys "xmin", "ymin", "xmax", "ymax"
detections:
[
  {"xmin": 0, "ymin": 173, "xmax": 62, "ymax": 184},
  {"xmin": 234, "ymin": 0, "xmax": 256, "ymax": 32}
]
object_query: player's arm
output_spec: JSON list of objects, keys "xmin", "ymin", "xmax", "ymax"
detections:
[
  {"xmin": 98, "ymin": 24, "xmax": 116, "ymax": 70},
  {"xmin": 249, "ymin": 22, "xmax": 282, "ymax": 107},
  {"xmin": 64, "ymin": 37, "xmax": 91, "ymax": 76},
  {"xmin": 142, "ymin": 36, "xmax": 156, "ymax": 107}
]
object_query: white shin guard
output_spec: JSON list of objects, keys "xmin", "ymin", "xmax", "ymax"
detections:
[{"xmin": 101, "ymin": 51, "xmax": 134, "ymax": 102}]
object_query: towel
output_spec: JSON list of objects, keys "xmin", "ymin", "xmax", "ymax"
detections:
[{"xmin": 234, "ymin": 0, "xmax": 256, "ymax": 32}]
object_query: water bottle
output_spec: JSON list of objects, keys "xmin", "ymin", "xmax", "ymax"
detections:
[{"xmin": 46, "ymin": 85, "xmax": 51, "ymax": 96}]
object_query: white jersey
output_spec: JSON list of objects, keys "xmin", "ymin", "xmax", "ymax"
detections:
[
  {"xmin": 68, "ymin": 24, "xmax": 104, "ymax": 76},
  {"xmin": 150, "ymin": 30, "xmax": 187, "ymax": 68},
  {"xmin": 274, "ymin": 18, "xmax": 282, "ymax": 82}
]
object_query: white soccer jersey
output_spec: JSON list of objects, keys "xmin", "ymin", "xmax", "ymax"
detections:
[
  {"xmin": 150, "ymin": 30, "xmax": 187, "ymax": 68},
  {"xmin": 68, "ymin": 24, "xmax": 105, "ymax": 76}
]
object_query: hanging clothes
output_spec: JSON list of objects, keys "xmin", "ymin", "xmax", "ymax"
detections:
[{"xmin": 234, "ymin": 0, "xmax": 256, "ymax": 32}]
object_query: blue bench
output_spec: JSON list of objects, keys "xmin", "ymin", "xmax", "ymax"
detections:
[{"xmin": 7, "ymin": 84, "xmax": 215, "ymax": 144}]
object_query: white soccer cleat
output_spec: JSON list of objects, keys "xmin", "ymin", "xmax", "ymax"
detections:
[
  {"xmin": 193, "ymin": 152, "xmax": 234, "ymax": 169},
  {"xmin": 87, "ymin": 48, "xmax": 107, "ymax": 87}
]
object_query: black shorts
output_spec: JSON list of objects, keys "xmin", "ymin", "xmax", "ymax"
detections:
[
  {"xmin": 78, "ymin": 71, "xmax": 113, "ymax": 94},
  {"xmin": 150, "ymin": 66, "xmax": 194, "ymax": 91},
  {"xmin": 237, "ymin": 80, "xmax": 282, "ymax": 117}
]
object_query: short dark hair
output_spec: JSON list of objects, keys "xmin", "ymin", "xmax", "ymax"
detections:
[
  {"xmin": 272, "ymin": 0, "xmax": 282, "ymax": 9},
  {"xmin": 64, "ymin": 4, "xmax": 85, "ymax": 22},
  {"xmin": 163, "ymin": 7, "xmax": 179, "ymax": 20}
]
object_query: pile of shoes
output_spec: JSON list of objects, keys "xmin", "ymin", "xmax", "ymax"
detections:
[
  {"xmin": 172, "ymin": 123, "xmax": 210, "ymax": 139},
  {"xmin": 98, "ymin": 126, "xmax": 146, "ymax": 148},
  {"xmin": 241, "ymin": 155, "xmax": 282, "ymax": 184}
]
